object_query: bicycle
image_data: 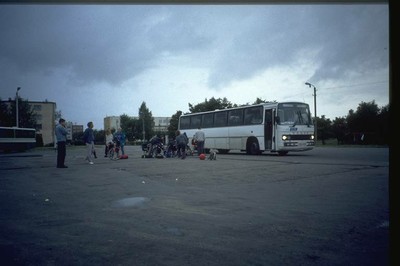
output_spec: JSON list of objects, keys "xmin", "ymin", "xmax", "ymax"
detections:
[
  {"xmin": 185, "ymin": 144, "xmax": 195, "ymax": 156},
  {"xmin": 108, "ymin": 142, "xmax": 120, "ymax": 160}
]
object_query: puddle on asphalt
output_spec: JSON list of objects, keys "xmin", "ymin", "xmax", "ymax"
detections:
[
  {"xmin": 166, "ymin": 227, "xmax": 184, "ymax": 236},
  {"xmin": 112, "ymin": 197, "xmax": 149, "ymax": 208},
  {"xmin": 376, "ymin": 220, "xmax": 389, "ymax": 229}
]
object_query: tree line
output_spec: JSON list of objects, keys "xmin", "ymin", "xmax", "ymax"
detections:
[{"xmin": 0, "ymin": 96, "xmax": 389, "ymax": 146}]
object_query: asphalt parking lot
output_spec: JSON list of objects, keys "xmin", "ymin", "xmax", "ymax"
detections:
[{"xmin": 0, "ymin": 145, "xmax": 390, "ymax": 266}]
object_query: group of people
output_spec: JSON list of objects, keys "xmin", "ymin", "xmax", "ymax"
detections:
[
  {"xmin": 175, "ymin": 127, "xmax": 205, "ymax": 159},
  {"xmin": 55, "ymin": 118, "xmax": 126, "ymax": 168},
  {"xmin": 104, "ymin": 127, "xmax": 126, "ymax": 159},
  {"xmin": 55, "ymin": 117, "xmax": 205, "ymax": 167}
]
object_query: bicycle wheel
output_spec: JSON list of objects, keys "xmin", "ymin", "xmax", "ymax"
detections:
[
  {"xmin": 186, "ymin": 145, "xmax": 194, "ymax": 156},
  {"xmin": 108, "ymin": 148, "xmax": 115, "ymax": 160}
]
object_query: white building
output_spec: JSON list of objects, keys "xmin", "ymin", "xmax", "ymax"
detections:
[
  {"xmin": 132, "ymin": 116, "xmax": 171, "ymax": 133},
  {"xmin": 104, "ymin": 116, "xmax": 121, "ymax": 132},
  {"xmin": 153, "ymin": 117, "xmax": 171, "ymax": 133},
  {"xmin": 2, "ymin": 99, "xmax": 57, "ymax": 146}
]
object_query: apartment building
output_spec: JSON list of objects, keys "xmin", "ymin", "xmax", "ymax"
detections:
[
  {"xmin": 153, "ymin": 117, "xmax": 171, "ymax": 133},
  {"xmin": 131, "ymin": 116, "xmax": 171, "ymax": 133},
  {"xmin": 31, "ymin": 101, "xmax": 59, "ymax": 146},
  {"xmin": 2, "ymin": 99, "xmax": 84, "ymax": 146},
  {"xmin": 1, "ymin": 100, "xmax": 57, "ymax": 146}
]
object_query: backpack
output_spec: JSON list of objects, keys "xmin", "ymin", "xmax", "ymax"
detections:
[{"xmin": 82, "ymin": 129, "xmax": 88, "ymax": 143}]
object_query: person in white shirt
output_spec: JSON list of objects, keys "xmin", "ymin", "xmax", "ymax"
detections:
[
  {"xmin": 104, "ymin": 129, "xmax": 114, "ymax": 157},
  {"xmin": 194, "ymin": 127, "xmax": 205, "ymax": 155}
]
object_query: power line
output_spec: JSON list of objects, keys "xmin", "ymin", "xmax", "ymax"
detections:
[
  {"xmin": 285, "ymin": 80, "xmax": 389, "ymax": 99},
  {"xmin": 322, "ymin": 80, "xmax": 388, "ymax": 90}
]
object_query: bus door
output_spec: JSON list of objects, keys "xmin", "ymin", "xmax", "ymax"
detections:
[{"xmin": 264, "ymin": 109, "xmax": 273, "ymax": 150}]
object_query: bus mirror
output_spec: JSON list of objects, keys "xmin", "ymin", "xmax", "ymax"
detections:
[{"xmin": 275, "ymin": 116, "xmax": 280, "ymax": 124}]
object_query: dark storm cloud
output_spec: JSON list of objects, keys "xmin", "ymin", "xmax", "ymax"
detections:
[
  {"xmin": 0, "ymin": 5, "xmax": 162, "ymax": 86},
  {"xmin": 205, "ymin": 5, "xmax": 388, "ymax": 88},
  {"xmin": 0, "ymin": 4, "xmax": 388, "ymax": 91},
  {"xmin": 307, "ymin": 5, "xmax": 389, "ymax": 82},
  {"xmin": 145, "ymin": 7, "xmax": 213, "ymax": 54},
  {"xmin": 0, "ymin": 5, "xmax": 220, "ymax": 88},
  {"xmin": 0, "ymin": 4, "xmax": 389, "ymax": 128}
]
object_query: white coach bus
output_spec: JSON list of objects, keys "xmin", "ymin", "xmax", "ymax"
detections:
[
  {"xmin": 0, "ymin": 127, "xmax": 36, "ymax": 152},
  {"xmin": 178, "ymin": 102, "xmax": 315, "ymax": 155}
]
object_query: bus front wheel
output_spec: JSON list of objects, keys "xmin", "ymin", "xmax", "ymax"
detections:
[{"xmin": 247, "ymin": 139, "xmax": 260, "ymax": 155}]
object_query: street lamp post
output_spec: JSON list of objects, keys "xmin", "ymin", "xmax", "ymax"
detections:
[
  {"xmin": 16, "ymin": 87, "xmax": 21, "ymax": 128},
  {"xmin": 305, "ymin": 82, "xmax": 317, "ymax": 143},
  {"xmin": 140, "ymin": 111, "xmax": 146, "ymax": 141}
]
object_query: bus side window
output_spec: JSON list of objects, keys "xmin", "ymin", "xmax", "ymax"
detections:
[
  {"xmin": 244, "ymin": 106, "xmax": 262, "ymax": 125},
  {"xmin": 179, "ymin": 116, "xmax": 190, "ymax": 130},
  {"xmin": 228, "ymin": 109, "xmax": 243, "ymax": 126},
  {"xmin": 191, "ymin": 115, "xmax": 202, "ymax": 129},
  {"xmin": 244, "ymin": 109, "xmax": 253, "ymax": 124},
  {"xmin": 214, "ymin": 111, "xmax": 227, "ymax": 127},
  {"xmin": 203, "ymin": 113, "xmax": 214, "ymax": 128},
  {"xmin": 0, "ymin": 128, "xmax": 14, "ymax": 138}
]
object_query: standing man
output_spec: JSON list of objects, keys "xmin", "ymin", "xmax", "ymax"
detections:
[
  {"xmin": 104, "ymin": 128, "xmax": 114, "ymax": 157},
  {"xmin": 194, "ymin": 127, "xmax": 205, "ymax": 155},
  {"xmin": 55, "ymin": 118, "xmax": 68, "ymax": 168},
  {"xmin": 83, "ymin": 121, "xmax": 95, "ymax": 165},
  {"xmin": 175, "ymin": 130, "xmax": 188, "ymax": 159},
  {"xmin": 114, "ymin": 127, "xmax": 126, "ymax": 156}
]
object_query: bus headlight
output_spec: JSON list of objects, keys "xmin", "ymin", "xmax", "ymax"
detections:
[
  {"xmin": 282, "ymin": 135, "xmax": 289, "ymax": 140},
  {"xmin": 310, "ymin": 135, "xmax": 314, "ymax": 140}
]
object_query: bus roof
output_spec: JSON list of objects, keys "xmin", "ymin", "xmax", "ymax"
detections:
[
  {"xmin": 0, "ymin": 126, "xmax": 36, "ymax": 131},
  {"xmin": 180, "ymin": 101, "xmax": 307, "ymax": 117}
]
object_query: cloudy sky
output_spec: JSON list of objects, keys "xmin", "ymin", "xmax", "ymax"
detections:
[{"xmin": 0, "ymin": 3, "xmax": 389, "ymax": 130}]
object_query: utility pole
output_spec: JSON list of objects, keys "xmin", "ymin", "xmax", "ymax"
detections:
[
  {"xmin": 16, "ymin": 87, "xmax": 21, "ymax": 128},
  {"xmin": 305, "ymin": 82, "xmax": 317, "ymax": 143},
  {"xmin": 140, "ymin": 111, "xmax": 146, "ymax": 141}
]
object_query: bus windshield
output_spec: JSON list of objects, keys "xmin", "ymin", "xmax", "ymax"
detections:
[{"xmin": 277, "ymin": 103, "xmax": 312, "ymax": 126}]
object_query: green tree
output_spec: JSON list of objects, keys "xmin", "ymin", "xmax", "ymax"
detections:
[
  {"xmin": 0, "ymin": 98, "xmax": 13, "ymax": 126},
  {"xmin": 337, "ymin": 100, "xmax": 389, "ymax": 145},
  {"xmin": 72, "ymin": 131, "xmax": 85, "ymax": 145},
  {"xmin": 346, "ymin": 101, "xmax": 379, "ymax": 144},
  {"xmin": 188, "ymin": 97, "xmax": 235, "ymax": 113},
  {"xmin": 377, "ymin": 104, "xmax": 389, "ymax": 145},
  {"xmin": 316, "ymin": 115, "xmax": 333, "ymax": 145},
  {"xmin": 348, "ymin": 100, "xmax": 379, "ymax": 133},
  {"xmin": 332, "ymin": 117, "xmax": 347, "ymax": 144},
  {"xmin": 120, "ymin": 113, "xmax": 137, "ymax": 143},
  {"xmin": 94, "ymin": 129, "xmax": 105, "ymax": 145},
  {"xmin": 0, "ymin": 97, "xmax": 36, "ymax": 128},
  {"xmin": 167, "ymin": 110, "xmax": 182, "ymax": 139},
  {"xmin": 55, "ymin": 110, "xmax": 62, "ymax": 121},
  {"xmin": 252, "ymin": 97, "xmax": 275, "ymax": 104},
  {"xmin": 138, "ymin": 101, "xmax": 154, "ymax": 141}
]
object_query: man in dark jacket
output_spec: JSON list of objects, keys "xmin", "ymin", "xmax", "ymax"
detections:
[
  {"xmin": 175, "ymin": 130, "xmax": 188, "ymax": 159},
  {"xmin": 55, "ymin": 118, "xmax": 68, "ymax": 168},
  {"xmin": 83, "ymin": 121, "xmax": 95, "ymax": 165}
]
